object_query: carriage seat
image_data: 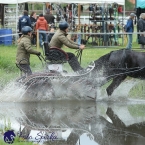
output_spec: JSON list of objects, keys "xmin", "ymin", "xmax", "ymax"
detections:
[
  {"xmin": 45, "ymin": 47, "xmax": 69, "ymax": 64},
  {"xmin": 44, "ymin": 45, "xmax": 69, "ymax": 72}
]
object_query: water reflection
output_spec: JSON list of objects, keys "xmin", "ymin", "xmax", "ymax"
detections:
[{"xmin": 0, "ymin": 101, "xmax": 145, "ymax": 145}]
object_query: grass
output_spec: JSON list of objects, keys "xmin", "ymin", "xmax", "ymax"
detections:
[
  {"xmin": 0, "ymin": 139, "xmax": 34, "ymax": 145},
  {"xmin": 0, "ymin": 38, "xmax": 142, "ymax": 78},
  {"xmin": 128, "ymin": 104, "xmax": 145, "ymax": 117},
  {"xmin": 0, "ymin": 35, "xmax": 144, "ymax": 87}
]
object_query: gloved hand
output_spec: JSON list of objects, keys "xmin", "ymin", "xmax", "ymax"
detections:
[{"xmin": 37, "ymin": 52, "xmax": 41, "ymax": 56}]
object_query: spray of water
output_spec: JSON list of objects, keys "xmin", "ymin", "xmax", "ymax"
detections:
[
  {"xmin": 0, "ymin": 80, "xmax": 26, "ymax": 102},
  {"xmin": 0, "ymin": 71, "xmax": 143, "ymax": 103},
  {"xmin": 97, "ymin": 79, "xmax": 141, "ymax": 102}
]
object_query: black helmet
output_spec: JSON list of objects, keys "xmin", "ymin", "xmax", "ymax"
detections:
[
  {"xmin": 59, "ymin": 21, "xmax": 69, "ymax": 30},
  {"xmin": 22, "ymin": 26, "xmax": 32, "ymax": 35}
]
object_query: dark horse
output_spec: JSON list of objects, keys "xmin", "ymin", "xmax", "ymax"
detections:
[{"xmin": 92, "ymin": 49, "xmax": 145, "ymax": 96}]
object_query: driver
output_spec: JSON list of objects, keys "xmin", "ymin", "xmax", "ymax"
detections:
[
  {"xmin": 16, "ymin": 26, "xmax": 41, "ymax": 76},
  {"xmin": 49, "ymin": 21, "xmax": 85, "ymax": 73}
]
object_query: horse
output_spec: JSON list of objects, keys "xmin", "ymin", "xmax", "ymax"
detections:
[{"xmin": 92, "ymin": 49, "xmax": 145, "ymax": 96}]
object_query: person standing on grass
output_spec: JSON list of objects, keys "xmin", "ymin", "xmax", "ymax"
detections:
[
  {"xmin": 137, "ymin": 13, "xmax": 145, "ymax": 49},
  {"xmin": 16, "ymin": 26, "xmax": 41, "ymax": 77},
  {"xmin": 30, "ymin": 11, "xmax": 37, "ymax": 45},
  {"xmin": 125, "ymin": 13, "xmax": 136, "ymax": 49},
  {"xmin": 44, "ymin": 9, "xmax": 55, "ymax": 27},
  {"xmin": 47, "ymin": 27, "xmax": 55, "ymax": 43},
  {"xmin": 19, "ymin": 10, "xmax": 31, "ymax": 37},
  {"xmin": 36, "ymin": 14, "xmax": 48, "ymax": 48}
]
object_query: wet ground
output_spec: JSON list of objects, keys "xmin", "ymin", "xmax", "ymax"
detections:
[{"xmin": 0, "ymin": 78, "xmax": 145, "ymax": 145}]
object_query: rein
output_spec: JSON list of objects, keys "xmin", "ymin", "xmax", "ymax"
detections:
[
  {"xmin": 96, "ymin": 66, "xmax": 145, "ymax": 86},
  {"xmin": 106, "ymin": 66, "xmax": 145, "ymax": 79},
  {"xmin": 75, "ymin": 49, "xmax": 83, "ymax": 64},
  {"xmin": 37, "ymin": 55, "xmax": 46, "ymax": 68},
  {"xmin": 110, "ymin": 67, "xmax": 140, "ymax": 71}
]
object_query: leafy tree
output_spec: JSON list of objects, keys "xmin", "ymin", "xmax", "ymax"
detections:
[{"xmin": 125, "ymin": 0, "xmax": 135, "ymax": 11}]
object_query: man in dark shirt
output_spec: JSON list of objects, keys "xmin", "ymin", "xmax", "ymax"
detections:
[
  {"xmin": 44, "ymin": 9, "xmax": 55, "ymax": 25},
  {"xmin": 125, "ymin": 13, "xmax": 136, "ymax": 49},
  {"xmin": 19, "ymin": 10, "xmax": 31, "ymax": 33}
]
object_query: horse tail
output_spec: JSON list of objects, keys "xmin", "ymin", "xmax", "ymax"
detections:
[{"xmin": 94, "ymin": 52, "xmax": 112, "ymax": 69}]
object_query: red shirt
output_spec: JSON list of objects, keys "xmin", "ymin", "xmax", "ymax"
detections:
[
  {"xmin": 36, "ymin": 17, "xmax": 48, "ymax": 31},
  {"xmin": 118, "ymin": 6, "xmax": 123, "ymax": 13}
]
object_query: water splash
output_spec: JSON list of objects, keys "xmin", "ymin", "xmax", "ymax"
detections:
[
  {"xmin": 0, "ymin": 75, "xmax": 143, "ymax": 103},
  {"xmin": 0, "ymin": 80, "xmax": 26, "ymax": 102},
  {"xmin": 96, "ymin": 79, "xmax": 140, "ymax": 102}
]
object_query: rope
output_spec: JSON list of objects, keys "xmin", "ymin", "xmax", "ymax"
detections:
[
  {"xmin": 105, "ymin": 66, "xmax": 145, "ymax": 80},
  {"xmin": 1, "ymin": 31, "xmax": 145, "ymax": 38},
  {"xmin": 37, "ymin": 55, "xmax": 45, "ymax": 68},
  {"xmin": 40, "ymin": 55, "xmax": 46, "ymax": 62},
  {"xmin": 75, "ymin": 49, "xmax": 83, "ymax": 64},
  {"xmin": 92, "ymin": 66, "xmax": 145, "ymax": 87}
]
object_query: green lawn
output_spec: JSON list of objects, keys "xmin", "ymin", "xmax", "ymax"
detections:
[
  {"xmin": 0, "ymin": 139, "xmax": 34, "ymax": 145},
  {"xmin": 0, "ymin": 37, "xmax": 144, "ymax": 87}
]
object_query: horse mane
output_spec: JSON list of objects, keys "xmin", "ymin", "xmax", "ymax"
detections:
[{"xmin": 94, "ymin": 51, "xmax": 113, "ymax": 69}]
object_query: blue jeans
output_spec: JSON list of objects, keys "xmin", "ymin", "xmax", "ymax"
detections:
[
  {"xmin": 39, "ymin": 30, "xmax": 47, "ymax": 47},
  {"xmin": 77, "ymin": 34, "xmax": 81, "ymax": 45},
  {"xmin": 126, "ymin": 34, "xmax": 133, "ymax": 49}
]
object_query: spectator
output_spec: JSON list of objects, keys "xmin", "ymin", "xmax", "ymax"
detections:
[
  {"xmin": 16, "ymin": 26, "xmax": 41, "ymax": 76},
  {"xmin": 30, "ymin": 11, "xmax": 37, "ymax": 28},
  {"xmin": 19, "ymin": 10, "xmax": 31, "ymax": 33},
  {"xmin": 36, "ymin": 14, "xmax": 48, "ymax": 48},
  {"xmin": 47, "ymin": 27, "xmax": 55, "ymax": 43},
  {"xmin": 44, "ymin": 9, "xmax": 55, "ymax": 26},
  {"xmin": 125, "ymin": 13, "xmax": 136, "ymax": 49},
  {"xmin": 137, "ymin": 13, "xmax": 145, "ymax": 49},
  {"xmin": 30, "ymin": 11, "xmax": 37, "ymax": 45},
  {"xmin": 118, "ymin": 5, "xmax": 123, "ymax": 17}
]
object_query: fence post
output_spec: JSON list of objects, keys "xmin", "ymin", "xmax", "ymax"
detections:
[{"xmin": 37, "ymin": 29, "xmax": 39, "ymax": 50}]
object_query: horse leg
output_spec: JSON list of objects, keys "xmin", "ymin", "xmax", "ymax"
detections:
[{"xmin": 106, "ymin": 75, "xmax": 126, "ymax": 96}]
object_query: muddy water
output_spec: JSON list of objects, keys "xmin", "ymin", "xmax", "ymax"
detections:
[
  {"xmin": 0, "ymin": 100, "xmax": 145, "ymax": 145},
  {"xmin": 0, "ymin": 78, "xmax": 145, "ymax": 144}
]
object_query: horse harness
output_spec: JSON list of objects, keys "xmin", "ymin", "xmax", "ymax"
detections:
[{"xmin": 117, "ymin": 49, "xmax": 127, "ymax": 68}]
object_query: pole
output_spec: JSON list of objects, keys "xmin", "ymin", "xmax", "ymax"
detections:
[
  {"xmin": 16, "ymin": 1, "xmax": 18, "ymax": 44},
  {"xmin": 78, "ymin": 4, "xmax": 81, "ymax": 45},
  {"xmin": 78, "ymin": 4, "xmax": 81, "ymax": 27},
  {"xmin": 123, "ymin": 0, "xmax": 125, "ymax": 46},
  {"xmin": 37, "ymin": 29, "xmax": 39, "ymax": 50}
]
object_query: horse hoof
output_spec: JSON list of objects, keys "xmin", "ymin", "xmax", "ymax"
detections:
[{"xmin": 106, "ymin": 89, "xmax": 112, "ymax": 97}]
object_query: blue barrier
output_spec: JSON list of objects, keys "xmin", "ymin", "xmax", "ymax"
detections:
[{"xmin": 0, "ymin": 29, "xmax": 12, "ymax": 46}]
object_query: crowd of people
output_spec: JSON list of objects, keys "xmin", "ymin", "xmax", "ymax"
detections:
[
  {"xmin": 18, "ymin": 10, "xmax": 55, "ymax": 47},
  {"xmin": 137, "ymin": 13, "xmax": 145, "ymax": 49},
  {"xmin": 125, "ymin": 12, "xmax": 145, "ymax": 50}
]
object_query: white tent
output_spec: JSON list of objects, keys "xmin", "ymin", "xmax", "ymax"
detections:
[
  {"xmin": 0, "ymin": 0, "xmax": 125, "ymax": 5},
  {"xmin": 0, "ymin": 0, "xmax": 125, "ymax": 41}
]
